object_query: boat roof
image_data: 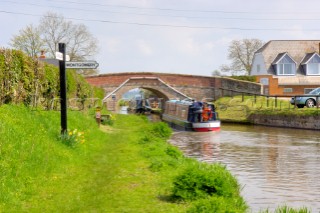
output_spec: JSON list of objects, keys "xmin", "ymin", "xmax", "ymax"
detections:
[{"xmin": 167, "ymin": 99, "xmax": 192, "ymax": 105}]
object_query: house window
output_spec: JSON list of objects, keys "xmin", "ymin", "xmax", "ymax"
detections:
[
  {"xmin": 274, "ymin": 54, "xmax": 296, "ymax": 75},
  {"xmin": 307, "ymin": 63, "xmax": 320, "ymax": 75},
  {"xmin": 259, "ymin": 78, "xmax": 269, "ymax": 85},
  {"xmin": 283, "ymin": 88, "xmax": 293, "ymax": 93},
  {"xmin": 304, "ymin": 88, "xmax": 315, "ymax": 93},
  {"xmin": 257, "ymin": 65, "xmax": 260, "ymax": 72},
  {"xmin": 306, "ymin": 56, "xmax": 320, "ymax": 75},
  {"xmin": 277, "ymin": 63, "xmax": 295, "ymax": 75}
]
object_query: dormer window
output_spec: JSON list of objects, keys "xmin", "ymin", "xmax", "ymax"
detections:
[
  {"xmin": 301, "ymin": 53, "xmax": 320, "ymax": 75},
  {"xmin": 272, "ymin": 53, "xmax": 296, "ymax": 76}
]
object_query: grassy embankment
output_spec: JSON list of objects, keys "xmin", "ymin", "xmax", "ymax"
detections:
[
  {"xmin": 0, "ymin": 105, "xmax": 247, "ymax": 212},
  {"xmin": 215, "ymin": 95, "xmax": 320, "ymax": 123}
]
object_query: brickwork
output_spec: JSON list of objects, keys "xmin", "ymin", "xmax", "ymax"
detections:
[
  {"xmin": 85, "ymin": 72, "xmax": 262, "ymax": 111},
  {"xmin": 256, "ymin": 75, "xmax": 319, "ymax": 95}
]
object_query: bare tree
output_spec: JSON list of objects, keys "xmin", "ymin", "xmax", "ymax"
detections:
[
  {"xmin": 39, "ymin": 12, "xmax": 73, "ymax": 58},
  {"xmin": 67, "ymin": 24, "xmax": 98, "ymax": 61},
  {"xmin": 223, "ymin": 39, "xmax": 264, "ymax": 75},
  {"xmin": 10, "ymin": 24, "xmax": 45, "ymax": 58},
  {"xmin": 39, "ymin": 11, "xmax": 99, "ymax": 61}
]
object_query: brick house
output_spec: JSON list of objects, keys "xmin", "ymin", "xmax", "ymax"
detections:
[{"xmin": 250, "ymin": 40, "xmax": 320, "ymax": 95}]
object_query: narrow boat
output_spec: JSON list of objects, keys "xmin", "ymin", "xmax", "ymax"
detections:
[{"xmin": 161, "ymin": 99, "xmax": 220, "ymax": 132}]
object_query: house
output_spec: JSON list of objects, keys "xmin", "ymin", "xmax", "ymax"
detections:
[{"xmin": 250, "ymin": 40, "xmax": 320, "ymax": 95}]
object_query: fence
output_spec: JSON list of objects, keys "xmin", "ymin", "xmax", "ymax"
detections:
[{"xmin": 218, "ymin": 87, "xmax": 320, "ymax": 110}]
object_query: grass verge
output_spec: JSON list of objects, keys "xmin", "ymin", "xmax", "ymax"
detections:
[{"xmin": 0, "ymin": 105, "xmax": 246, "ymax": 212}]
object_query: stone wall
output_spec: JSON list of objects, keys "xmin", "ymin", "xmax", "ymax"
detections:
[{"xmin": 248, "ymin": 114, "xmax": 320, "ymax": 130}]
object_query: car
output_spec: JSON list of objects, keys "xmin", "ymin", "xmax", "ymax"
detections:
[{"xmin": 290, "ymin": 87, "xmax": 320, "ymax": 108}]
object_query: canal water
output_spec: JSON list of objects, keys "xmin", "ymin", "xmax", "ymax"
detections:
[{"xmin": 168, "ymin": 123, "xmax": 320, "ymax": 212}]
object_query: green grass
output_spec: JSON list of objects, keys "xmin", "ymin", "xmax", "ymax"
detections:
[
  {"xmin": 260, "ymin": 205, "xmax": 311, "ymax": 213},
  {"xmin": 0, "ymin": 105, "xmax": 248, "ymax": 212},
  {"xmin": 215, "ymin": 95, "xmax": 320, "ymax": 122},
  {"xmin": 0, "ymin": 105, "xmax": 181, "ymax": 212}
]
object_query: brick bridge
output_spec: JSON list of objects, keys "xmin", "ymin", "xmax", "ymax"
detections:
[{"xmin": 85, "ymin": 72, "xmax": 262, "ymax": 111}]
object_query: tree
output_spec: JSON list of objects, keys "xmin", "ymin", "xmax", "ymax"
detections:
[
  {"xmin": 10, "ymin": 24, "xmax": 45, "ymax": 58},
  {"xmin": 10, "ymin": 11, "xmax": 99, "ymax": 68},
  {"xmin": 211, "ymin": 69, "xmax": 222, "ymax": 76},
  {"xmin": 222, "ymin": 39, "xmax": 264, "ymax": 75},
  {"xmin": 39, "ymin": 12, "xmax": 99, "ymax": 61},
  {"xmin": 39, "ymin": 12, "xmax": 72, "ymax": 58}
]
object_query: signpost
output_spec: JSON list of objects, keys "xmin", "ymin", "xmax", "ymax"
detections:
[
  {"xmin": 66, "ymin": 61, "xmax": 99, "ymax": 69},
  {"xmin": 58, "ymin": 43, "xmax": 67, "ymax": 134},
  {"xmin": 57, "ymin": 43, "xmax": 99, "ymax": 134}
]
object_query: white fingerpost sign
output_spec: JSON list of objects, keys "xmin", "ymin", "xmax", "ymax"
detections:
[
  {"xmin": 55, "ymin": 52, "xmax": 63, "ymax": 60},
  {"xmin": 66, "ymin": 61, "xmax": 99, "ymax": 69}
]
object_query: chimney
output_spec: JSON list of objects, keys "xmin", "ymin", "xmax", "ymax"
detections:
[{"xmin": 39, "ymin": 50, "xmax": 46, "ymax": 59}]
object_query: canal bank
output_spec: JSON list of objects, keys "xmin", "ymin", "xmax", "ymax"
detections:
[
  {"xmin": 218, "ymin": 108, "xmax": 320, "ymax": 130},
  {"xmin": 248, "ymin": 113, "xmax": 320, "ymax": 130},
  {"xmin": 220, "ymin": 112, "xmax": 320, "ymax": 130}
]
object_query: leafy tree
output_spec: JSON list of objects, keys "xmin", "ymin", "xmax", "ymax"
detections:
[
  {"xmin": 10, "ymin": 24, "xmax": 45, "ymax": 58},
  {"xmin": 221, "ymin": 39, "xmax": 264, "ymax": 75}
]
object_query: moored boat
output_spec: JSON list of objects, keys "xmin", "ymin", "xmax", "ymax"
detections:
[{"xmin": 161, "ymin": 99, "xmax": 220, "ymax": 132}]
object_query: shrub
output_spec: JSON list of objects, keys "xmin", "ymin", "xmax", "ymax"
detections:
[
  {"xmin": 187, "ymin": 196, "xmax": 247, "ymax": 213},
  {"xmin": 230, "ymin": 75, "xmax": 256, "ymax": 82},
  {"xmin": 171, "ymin": 163, "xmax": 241, "ymax": 201},
  {"xmin": 150, "ymin": 122, "xmax": 172, "ymax": 139}
]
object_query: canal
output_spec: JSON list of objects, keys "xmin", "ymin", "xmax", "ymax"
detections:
[{"xmin": 168, "ymin": 123, "xmax": 320, "ymax": 212}]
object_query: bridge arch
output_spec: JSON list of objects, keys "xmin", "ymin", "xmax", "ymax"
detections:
[
  {"xmin": 85, "ymin": 72, "xmax": 262, "ymax": 112},
  {"xmin": 102, "ymin": 77, "xmax": 192, "ymax": 111}
]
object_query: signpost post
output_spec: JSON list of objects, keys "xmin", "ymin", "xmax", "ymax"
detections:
[{"xmin": 58, "ymin": 43, "xmax": 67, "ymax": 134}]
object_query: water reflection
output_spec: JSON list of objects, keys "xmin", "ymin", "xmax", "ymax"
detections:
[{"xmin": 169, "ymin": 124, "xmax": 320, "ymax": 212}]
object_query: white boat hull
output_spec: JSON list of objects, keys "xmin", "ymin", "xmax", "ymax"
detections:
[{"xmin": 192, "ymin": 121, "xmax": 221, "ymax": 132}]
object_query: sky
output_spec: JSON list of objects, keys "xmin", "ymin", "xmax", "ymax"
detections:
[{"xmin": 1, "ymin": 0, "xmax": 320, "ymax": 77}]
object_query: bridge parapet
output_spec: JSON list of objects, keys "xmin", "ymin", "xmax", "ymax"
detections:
[{"xmin": 85, "ymin": 72, "xmax": 262, "ymax": 111}]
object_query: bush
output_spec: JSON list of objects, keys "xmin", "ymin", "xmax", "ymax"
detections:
[
  {"xmin": 150, "ymin": 122, "xmax": 172, "ymax": 139},
  {"xmin": 230, "ymin": 75, "xmax": 256, "ymax": 82},
  {"xmin": 171, "ymin": 163, "xmax": 241, "ymax": 201},
  {"xmin": 187, "ymin": 196, "xmax": 247, "ymax": 213}
]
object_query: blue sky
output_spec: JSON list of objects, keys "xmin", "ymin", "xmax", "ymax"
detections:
[{"xmin": 1, "ymin": 0, "xmax": 320, "ymax": 76}]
